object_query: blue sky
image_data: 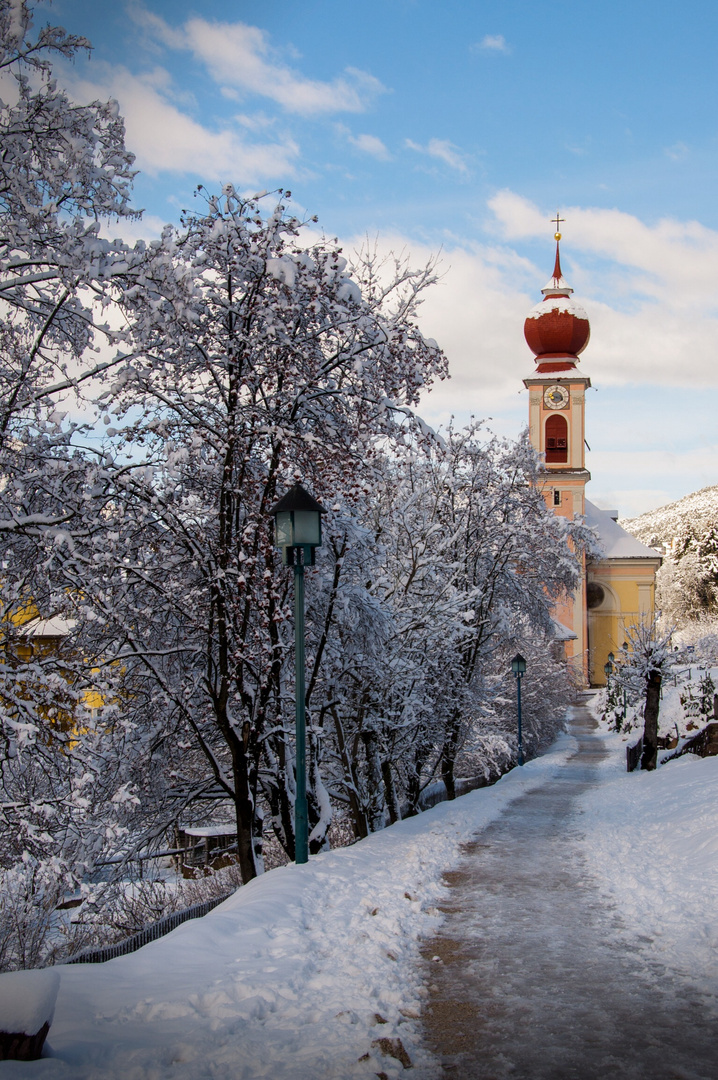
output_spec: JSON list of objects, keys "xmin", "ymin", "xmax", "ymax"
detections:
[{"xmin": 41, "ymin": 0, "xmax": 718, "ymax": 517}]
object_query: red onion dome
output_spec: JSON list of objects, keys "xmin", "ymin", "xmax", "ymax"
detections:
[{"xmin": 524, "ymin": 240, "xmax": 590, "ymax": 371}]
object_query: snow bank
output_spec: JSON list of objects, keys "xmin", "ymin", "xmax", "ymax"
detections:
[
  {"xmin": 0, "ymin": 969, "xmax": 60, "ymax": 1036},
  {"xmin": 11, "ymin": 735, "xmax": 575, "ymax": 1079},
  {"xmin": 579, "ymin": 725, "xmax": 718, "ymax": 995}
]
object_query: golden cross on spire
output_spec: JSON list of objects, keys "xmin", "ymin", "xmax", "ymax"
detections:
[{"xmin": 552, "ymin": 211, "xmax": 565, "ymax": 241}]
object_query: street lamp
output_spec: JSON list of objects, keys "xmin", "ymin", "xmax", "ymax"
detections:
[
  {"xmin": 270, "ymin": 482, "xmax": 325, "ymax": 865},
  {"xmin": 510, "ymin": 653, "xmax": 527, "ymax": 766}
]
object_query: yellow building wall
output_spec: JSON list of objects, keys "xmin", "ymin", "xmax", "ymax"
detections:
[{"xmin": 587, "ymin": 559, "xmax": 660, "ymax": 686}]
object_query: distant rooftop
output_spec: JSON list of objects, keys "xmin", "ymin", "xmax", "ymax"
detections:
[{"xmin": 585, "ymin": 500, "xmax": 662, "ymax": 560}]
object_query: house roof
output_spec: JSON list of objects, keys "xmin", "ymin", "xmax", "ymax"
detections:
[
  {"xmin": 552, "ymin": 618, "xmax": 578, "ymax": 641},
  {"xmin": 585, "ymin": 500, "xmax": 662, "ymax": 560},
  {"xmin": 21, "ymin": 615, "xmax": 76, "ymax": 638}
]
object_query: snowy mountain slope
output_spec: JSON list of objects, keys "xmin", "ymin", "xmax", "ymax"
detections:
[{"xmin": 620, "ymin": 485, "xmax": 718, "ymax": 550}]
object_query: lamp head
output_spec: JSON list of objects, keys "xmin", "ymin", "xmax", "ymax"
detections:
[
  {"xmin": 511, "ymin": 653, "xmax": 527, "ymax": 677},
  {"xmin": 269, "ymin": 483, "xmax": 325, "ymax": 566}
]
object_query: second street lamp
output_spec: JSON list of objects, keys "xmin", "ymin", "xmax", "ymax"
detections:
[
  {"xmin": 510, "ymin": 653, "xmax": 527, "ymax": 766},
  {"xmin": 269, "ymin": 482, "xmax": 325, "ymax": 865}
]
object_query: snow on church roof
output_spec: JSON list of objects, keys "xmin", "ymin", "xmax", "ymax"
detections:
[{"xmin": 584, "ymin": 500, "xmax": 662, "ymax": 561}]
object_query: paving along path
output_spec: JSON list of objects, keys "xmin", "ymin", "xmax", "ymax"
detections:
[{"xmin": 421, "ymin": 702, "xmax": 718, "ymax": 1080}]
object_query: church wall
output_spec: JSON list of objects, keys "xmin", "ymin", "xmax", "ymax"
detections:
[{"xmin": 587, "ymin": 559, "xmax": 660, "ymax": 686}]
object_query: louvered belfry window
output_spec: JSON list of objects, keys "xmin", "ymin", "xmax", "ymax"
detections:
[{"xmin": 545, "ymin": 414, "xmax": 568, "ymax": 463}]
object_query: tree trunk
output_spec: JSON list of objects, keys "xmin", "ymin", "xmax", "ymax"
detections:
[
  {"xmin": 263, "ymin": 731, "xmax": 297, "ymax": 861},
  {"xmin": 330, "ymin": 707, "xmax": 368, "ymax": 839},
  {"xmin": 230, "ymin": 732, "xmax": 261, "ymax": 881},
  {"xmin": 441, "ymin": 713, "xmax": 461, "ymax": 801},
  {"xmin": 308, "ymin": 726, "xmax": 332, "ymax": 854},
  {"xmin": 382, "ymin": 758, "xmax": 401, "ymax": 824},
  {"xmin": 361, "ymin": 726, "xmax": 385, "ymax": 832},
  {"xmin": 641, "ymin": 669, "xmax": 662, "ymax": 771},
  {"xmin": 405, "ymin": 739, "xmax": 430, "ymax": 816}
]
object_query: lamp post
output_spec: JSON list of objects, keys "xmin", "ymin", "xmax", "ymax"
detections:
[
  {"xmin": 270, "ymin": 482, "xmax": 325, "ymax": 865},
  {"xmin": 510, "ymin": 653, "xmax": 527, "ymax": 766}
]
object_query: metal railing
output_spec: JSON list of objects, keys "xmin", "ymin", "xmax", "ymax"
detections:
[{"xmin": 64, "ymin": 890, "xmax": 234, "ymax": 965}]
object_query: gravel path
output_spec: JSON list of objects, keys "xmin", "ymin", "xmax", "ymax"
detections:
[{"xmin": 421, "ymin": 704, "xmax": 718, "ymax": 1079}]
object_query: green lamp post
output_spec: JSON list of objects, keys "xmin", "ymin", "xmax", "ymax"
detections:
[
  {"xmin": 270, "ymin": 482, "xmax": 325, "ymax": 865},
  {"xmin": 510, "ymin": 653, "xmax": 527, "ymax": 766}
]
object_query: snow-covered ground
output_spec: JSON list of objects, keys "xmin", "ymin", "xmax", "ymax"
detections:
[
  {"xmin": 2, "ymin": 711, "xmax": 718, "ymax": 1078},
  {"xmin": 0, "ymin": 738, "xmax": 575, "ymax": 1079},
  {"xmin": 580, "ymin": 714, "xmax": 718, "ymax": 997}
]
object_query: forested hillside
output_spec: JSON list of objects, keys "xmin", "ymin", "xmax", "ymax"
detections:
[
  {"xmin": 621, "ymin": 486, "xmax": 718, "ymax": 552},
  {"xmin": 622, "ymin": 487, "xmax": 718, "ymax": 627}
]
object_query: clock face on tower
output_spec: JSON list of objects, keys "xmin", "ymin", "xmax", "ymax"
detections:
[{"xmin": 543, "ymin": 384, "xmax": 570, "ymax": 410}]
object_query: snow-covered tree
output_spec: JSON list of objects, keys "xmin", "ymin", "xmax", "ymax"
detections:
[
  {"xmin": 365, "ymin": 424, "xmax": 587, "ymax": 801},
  {"xmin": 0, "ymin": 0, "xmax": 150, "ymax": 967},
  {"xmin": 609, "ymin": 621, "xmax": 678, "ymax": 770},
  {"xmin": 77, "ymin": 187, "xmax": 446, "ymax": 881},
  {"xmin": 658, "ymin": 523, "xmax": 718, "ymax": 627},
  {"xmin": 0, "ymin": 2, "xmax": 593, "ymax": 959},
  {"xmin": 303, "ymin": 423, "xmax": 588, "ymax": 831}
]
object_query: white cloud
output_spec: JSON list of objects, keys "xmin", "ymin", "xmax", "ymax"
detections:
[
  {"xmin": 62, "ymin": 65, "xmax": 299, "ymax": 183},
  {"xmin": 130, "ymin": 5, "xmax": 385, "ymax": 116},
  {"xmin": 488, "ymin": 190, "xmax": 718, "ymax": 320},
  {"xmin": 339, "ymin": 204, "xmax": 718, "ymax": 516},
  {"xmin": 665, "ymin": 141, "xmax": 689, "ymax": 161},
  {"xmin": 474, "ymin": 35, "xmax": 510, "ymax": 54},
  {"xmin": 347, "ymin": 133, "xmax": 390, "ymax": 160},
  {"xmin": 405, "ymin": 138, "xmax": 469, "ymax": 174}
]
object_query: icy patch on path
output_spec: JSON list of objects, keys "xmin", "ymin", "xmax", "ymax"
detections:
[{"xmin": 7, "ymin": 734, "xmax": 576, "ymax": 1079}]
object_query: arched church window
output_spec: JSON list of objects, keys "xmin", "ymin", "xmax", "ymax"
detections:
[{"xmin": 545, "ymin": 414, "xmax": 568, "ymax": 463}]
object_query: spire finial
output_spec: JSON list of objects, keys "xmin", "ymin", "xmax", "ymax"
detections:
[{"xmin": 550, "ymin": 211, "xmax": 565, "ymax": 283}]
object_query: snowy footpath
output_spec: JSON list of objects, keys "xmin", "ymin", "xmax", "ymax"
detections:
[
  {"xmin": 423, "ymin": 702, "xmax": 718, "ymax": 1079},
  {"xmin": 3, "ymin": 703, "xmax": 718, "ymax": 1079}
]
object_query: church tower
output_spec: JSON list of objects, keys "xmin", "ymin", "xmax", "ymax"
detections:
[
  {"xmin": 523, "ymin": 226, "xmax": 591, "ymax": 681},
  {"xmin": 522, "ymin": 223, "xmax": 661, "ymax": 686}
]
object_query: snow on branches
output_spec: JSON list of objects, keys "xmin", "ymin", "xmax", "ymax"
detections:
[
  {"xmin": 80, "ymin": 187, "xmax": 448, "ymax": 883},
  {"xmin": 0, "ymin": 3, "xmax": 589, "ymax": 967}
]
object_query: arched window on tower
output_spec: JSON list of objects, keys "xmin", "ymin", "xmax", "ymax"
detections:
[{"xmin": 545, "ymin": 414, "xmax": 568, "ymax": 463}]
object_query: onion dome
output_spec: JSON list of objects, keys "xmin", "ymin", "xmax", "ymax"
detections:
[{"xmin": 524, "ymin": 236, "xmax": 590, "ymax": 373}]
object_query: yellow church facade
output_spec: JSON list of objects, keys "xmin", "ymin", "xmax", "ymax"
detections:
[{"xmin": 522, "ymin": 233, "xmax": 661, "ymax": 687}]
